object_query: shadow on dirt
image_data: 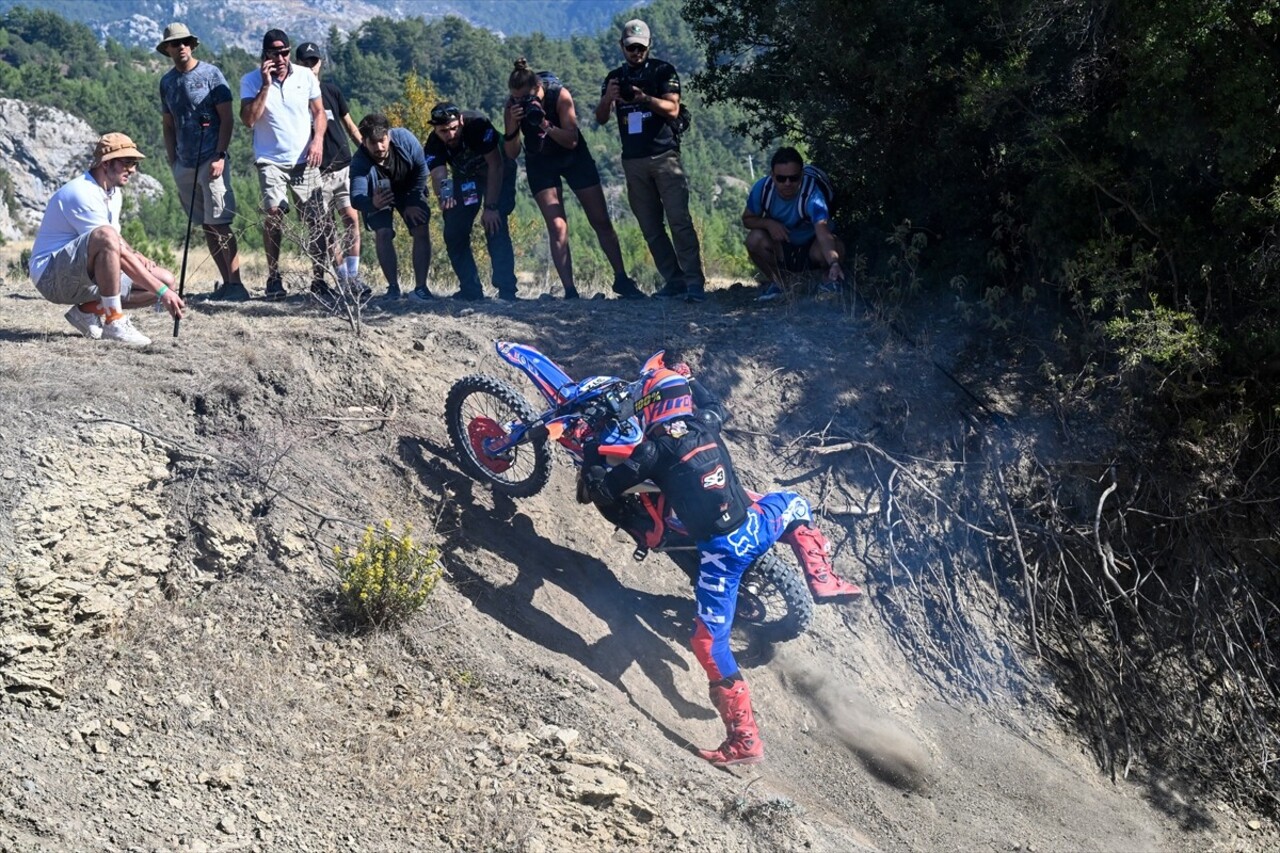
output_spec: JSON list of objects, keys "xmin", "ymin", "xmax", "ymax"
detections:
[
  {"xmin": 397, "ymin": 435, "xmax": 721, "ymax": 739},
  {"xmin": 0, "ymin": 329, "xmax": 58, "ymax": 343}
]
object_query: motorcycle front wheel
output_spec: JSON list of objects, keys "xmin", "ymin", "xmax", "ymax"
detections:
[{"xmin": 445, "ymin": 374, "xmax": 552, "ymax": 498}]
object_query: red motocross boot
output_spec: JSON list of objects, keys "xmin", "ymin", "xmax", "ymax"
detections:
[
  {"xmin": 782, "ymin": 523, "xmax": 863, "ymax": 601},
  {"xmin": 696, "ymin": 679, "xmax": 764, "ymax": 766}
]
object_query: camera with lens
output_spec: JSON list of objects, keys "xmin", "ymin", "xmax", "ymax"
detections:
[
  {"xmin": 519, "ymin": 94, "xmax": 545, "ymax": 131},
  {"xmin": 619, "ymin": 79, "xmax": 637, "ymax": 101}
]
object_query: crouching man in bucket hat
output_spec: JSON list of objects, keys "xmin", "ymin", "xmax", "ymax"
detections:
[{"xmin": 29, "ymin": 133, "xmax": 186, "ymax": 346}]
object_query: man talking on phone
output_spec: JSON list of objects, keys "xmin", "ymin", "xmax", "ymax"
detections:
[{"xmin": 239, "ymin": 28, "xmax": 327, "ymax": 300}]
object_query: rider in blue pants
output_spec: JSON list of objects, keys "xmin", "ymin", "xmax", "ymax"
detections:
[{"xmin": 584, "ymin": 364, "xmax": 859, "ymax": 765}]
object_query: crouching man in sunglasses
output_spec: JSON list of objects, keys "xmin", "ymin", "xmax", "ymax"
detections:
[{"xmin": 742, "ymin": 146, "xmax": 846, "ymax": 303}]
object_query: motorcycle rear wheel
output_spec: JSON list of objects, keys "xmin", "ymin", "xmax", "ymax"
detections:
[
  {"xmin": 734, "ymin": 548, "xmax": 814, "ymax": 643},
  {"xmin": 445, "ymin": 374, "xmax": 552, "ymax": 498}
]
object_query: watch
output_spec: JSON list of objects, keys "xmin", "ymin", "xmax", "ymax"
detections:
[{"xmin": 215, "ymin": 151, "xmax": 228, "ymax": 160}]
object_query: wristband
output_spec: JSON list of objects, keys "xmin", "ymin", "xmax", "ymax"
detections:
[
  {"xmin": 156, "ymin": 285, "xmax": 169, "ymax": 298},
  {"xmin": 504, "ymin": 129, "xmax": 519, "ymax": 141},
  {"xmin": 484, "ymin": 204, "xmax": 498, "ymax": 211}
]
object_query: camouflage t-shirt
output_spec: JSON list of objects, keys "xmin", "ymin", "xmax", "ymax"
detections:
[{"xmin": 159, "ymin": 61, "xmax": 232, "ymax": 168}]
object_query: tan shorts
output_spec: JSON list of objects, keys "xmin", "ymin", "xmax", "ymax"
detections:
[
  {"xmin": 172, "ymin": 159, "xmax": 236, "ymax": 226},
  {"xmin": 322, "ymin": 166, "xmax": 352, "ymax": 212},
  {"xmin": 34, "ymin": 230, "xmax": 134, "ymax": 305},
  {"xmin": 256, "ymin": 162, "xmax": 323, "ymax": 214}
]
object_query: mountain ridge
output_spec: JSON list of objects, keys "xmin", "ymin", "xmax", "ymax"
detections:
[{"xmin": 0, "ymin": 0, "xmax": 645, "ymax": 51}]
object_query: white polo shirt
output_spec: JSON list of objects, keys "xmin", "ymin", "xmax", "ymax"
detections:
[
  {"xmin": 239, "ymin": 63, "xmax": 320, "ymax": 166},
  {"xmin": 29, "ymin": 171, "xmax": 121, "ymax": 284}
]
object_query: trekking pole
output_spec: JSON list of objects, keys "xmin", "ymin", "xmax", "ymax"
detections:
[{"xmin": 173, "ymin": 113, "xmax": 211, "ymax": 338}]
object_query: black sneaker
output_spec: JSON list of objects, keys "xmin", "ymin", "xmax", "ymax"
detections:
[
  {"xmin": 497, "ymin": 290, "xmax": 519, "ymax": 302},
  {"xmin": 684, "ymin": 289, "xmax": 707, "ymax": 303},
  {"xmin": 452, "ymin": 290, "xmax": 486, "ymax": 301},
  {"xmin": 564, "ymin": 286, "xmax": 581, "ymax": 300},
  {"xmin": 384, "ymin": 284, "xmax": 403, "ymax": 301},
  {"xmin": 209, "ymin": 282, "xmax": 250, "ymax": 302},
  {"xmin": 410, "ymin": 286, "xmax": 433, "ymax": 302},
  {"xmin": 310, "ymin": 279, "xmax": 333, "ymax": 297},
  {"xmin": 264, "ymin": 276, "xmax": 287, "ymax": 301},
  {"xmin": 653, "ymin": 282, "xmax": 687, "ymax": 299},
  {"xmin": 611, "ymin": 277, "xmax": 647, "ymax": 300}
]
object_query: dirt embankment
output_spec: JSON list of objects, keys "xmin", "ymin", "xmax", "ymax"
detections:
[{"xmin": 0, "ymin": 266, "xmax": 1270, "ymax": 851}]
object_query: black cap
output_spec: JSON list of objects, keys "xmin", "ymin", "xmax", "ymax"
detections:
[
  {"xmin": 296, "ymin": 41, "xmax": 322, "ymax": 61},
  {"xmin": 262, "ymin": 29, "xmax": 289, "ymax": 51},
  {"xmin": 429, "ymin": 102, "xmax": 462, "ymax": 125}
]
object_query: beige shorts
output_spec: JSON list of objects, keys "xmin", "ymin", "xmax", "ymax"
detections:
[
  {"xmin": 256, "ymin": 162, "xmax": 323, "ymax": 214},
  {"xmin": 34, "ymin": 230, "xmax": 134, "ymax": 305},
  {"xmin": 322, "ymin": 166, "xmax": 352, "ymax": 212},
  {"xmin": 172, "ymin": 159, "xmax": 236, "ymax": 226}
]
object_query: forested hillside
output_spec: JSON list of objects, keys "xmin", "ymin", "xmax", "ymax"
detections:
[{"xmin": 0, "ymin": 0, "xmax": 760, "ymax": 283}]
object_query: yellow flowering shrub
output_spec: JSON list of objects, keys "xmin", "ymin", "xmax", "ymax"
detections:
[{"xmin": 336, "ymin": 521, "xmax": 442, "ymax": 629}]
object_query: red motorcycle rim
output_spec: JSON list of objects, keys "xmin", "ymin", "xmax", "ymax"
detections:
[{"xmin": 467, "ymin": 417, "xmax": 514, "ymax": 474}]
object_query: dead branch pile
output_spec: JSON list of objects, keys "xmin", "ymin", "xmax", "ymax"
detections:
[{"xmin": 817, "ymin": 427, "xmax": 1280, "ymax": 815}]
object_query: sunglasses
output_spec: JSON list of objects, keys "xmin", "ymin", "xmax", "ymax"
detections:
[
  {"xmin": 624, "ymin": 43, "xmax": 648, "ymax": 53},
  {"xmin": 430, "ymin": 108, "xmax": 461, "ymax": 125},
  {"xmin": 267, "ymin": 49, "xmax": 290, "ymax": 59},
  {"xmin": 773, "ymin": 173, "xmax": 802, "ymax": 183}
]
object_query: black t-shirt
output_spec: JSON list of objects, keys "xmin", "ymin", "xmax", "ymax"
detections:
[
  {"xmin": 602, "ymin": 58, "xmax": 681, "ymax": 159},
  {"xmin": 424, "ymin": 111, "xmax": 500, "ymax": 180},
  {"xmin": 377, "ymin": 141, "xmax": 412, "ymax": 188},
  {"xmin": 318, "ymin": 79, "xmax": 352, "ymax": 173},
  {"xmin": 514, "ymin": 82, "xmax": 588, "ymax": 163}
]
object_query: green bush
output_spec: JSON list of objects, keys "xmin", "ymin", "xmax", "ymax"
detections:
[{"xmin": 336, "ymin": 521, "xmax": 442, "ymax": 629}]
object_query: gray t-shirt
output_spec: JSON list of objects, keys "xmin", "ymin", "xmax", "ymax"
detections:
[{"xmin": 159, "ymin": 61, "xmax": 232, "ymax": 168}]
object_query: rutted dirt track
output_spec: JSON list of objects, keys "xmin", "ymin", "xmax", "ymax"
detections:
[{"xmin": 0, "ymin": 267, "xmax": 1268, "ymax": 851}]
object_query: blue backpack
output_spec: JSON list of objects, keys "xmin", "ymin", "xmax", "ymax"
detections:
[{"xmin": 760, "ymin": 164, "xmax": 838, "ymax": 223}]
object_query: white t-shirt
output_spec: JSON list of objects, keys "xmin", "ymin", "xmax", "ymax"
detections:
[
  {"xmin": 239, "ymin": 64, "xmax": 321, "ymax": 166},
  {"xmin": 29, "ymin": 171, "xmax": 121, "ymax": 284}
]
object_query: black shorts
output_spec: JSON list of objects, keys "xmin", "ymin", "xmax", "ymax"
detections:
[
  {"xmin": 363, "ymin": 193, "xmax": 431, "ymax": 233},
  {"xmin": 781, "ymin": 237, "xmax": 819, "ymax": 272},
  {"xmin": 526, "ymin": 147, "xmax": 601, "ymax": 196}
]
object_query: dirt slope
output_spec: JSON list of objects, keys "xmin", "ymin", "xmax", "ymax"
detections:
[{"xmin": 0, "ymin": 265, "xmax": 1268, "ymax": 852}]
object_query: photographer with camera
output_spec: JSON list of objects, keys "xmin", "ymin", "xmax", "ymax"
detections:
[
  {"xmin": 596, "ymin": 19, "xmax": 705, "ymax": 303},
  {"xmin": 503, "ymin": 57, "xmax": 643, "ymax": 301}
]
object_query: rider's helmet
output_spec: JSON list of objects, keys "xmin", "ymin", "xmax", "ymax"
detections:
[{"xmin": 634, "ymin": 368, "xmax": 694, "ymax": 434}]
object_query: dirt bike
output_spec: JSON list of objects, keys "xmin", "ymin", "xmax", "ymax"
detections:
[{"xmin": 445, "ymin": 341, "xmax": 814, "ymax": 642}]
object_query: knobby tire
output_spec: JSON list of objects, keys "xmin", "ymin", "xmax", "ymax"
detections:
[{"xmin": 445, "ymin": 374, "xmax": 552, "ymax": 498}]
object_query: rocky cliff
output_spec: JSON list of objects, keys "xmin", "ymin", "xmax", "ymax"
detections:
[{"xmin": 0, "ymin": 98, "xmax": 162, "ymax": 242}]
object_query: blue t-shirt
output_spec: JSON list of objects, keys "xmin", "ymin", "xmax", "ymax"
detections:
[
  {"xmin": 159, "ymin": 61, "xmax": 232, "ymax": 168},
  {"xmin": 745, "ymin": 175, "xmax": 831, "ymax": 245}
]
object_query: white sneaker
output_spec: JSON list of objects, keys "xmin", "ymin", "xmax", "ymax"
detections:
[
  {"xmin": 64, "ymin": 305, "xmax": 103, "ymax": 339},
  {"xmin": 101, "ymin": 315, "xmax": 151, "ymax": 346}
]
